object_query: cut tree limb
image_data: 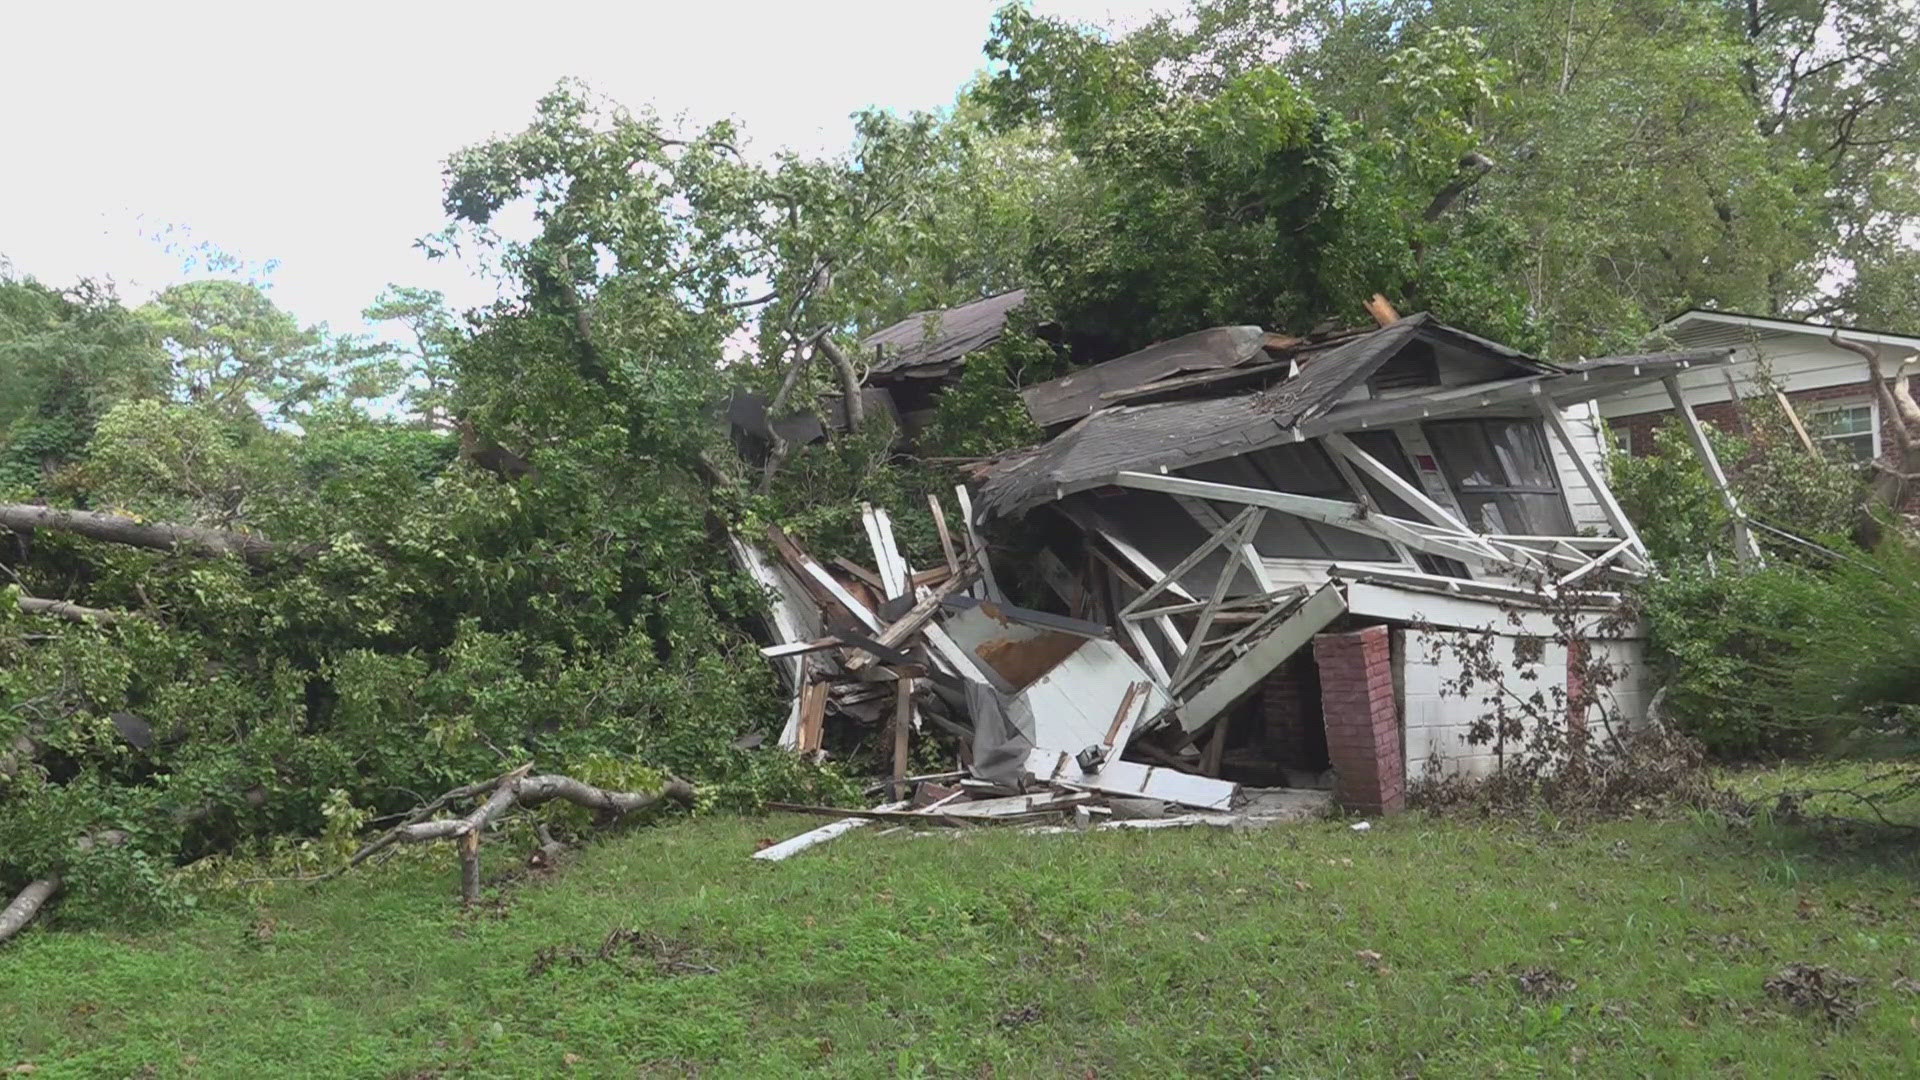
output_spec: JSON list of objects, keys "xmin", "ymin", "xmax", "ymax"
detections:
[
  {"xmin": 0, "ymin": 504, "xmax": 291, "ymax": 563},
  {"xmin": 0, "ymin": 829, "xmax": 129, "ymax": 946},
  {"xmin": 1829, "ymin": 330, "xmax": 1920, "ymax": 523},
  {"xmin": 16, "ymin": 596, "xmax": 142, "ymax": 624}
]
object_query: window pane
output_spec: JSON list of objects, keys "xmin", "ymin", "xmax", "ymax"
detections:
[
  {"xmin": 1456, "ymin": 493, "xmax": 1573, "ymax": 536},
  {"xmin": 1424, "ymin": 423, "xmax": 1503, "ymax": 487},
  {"xmin": 1810, "ymin": 404, "xmax": 1872, "ymax": 437},
  {"xmin": 1425, "ymin": 419, "xmax": 1561, "ymax": 491},
  {"xmin": 1244, "ymin": 442, "xmax": 1345, "ymax": 496},
  {"xmin": 1486, "ymin": 421, "xmax": 1559, "ymax": 488}
]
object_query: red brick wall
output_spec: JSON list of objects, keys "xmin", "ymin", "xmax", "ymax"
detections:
[
  {"xmin": 1259, "ymin": 655, "xmax": 1326, "ymax": 769},
  {"xmin": 1312, "ymin": 626, "xmax": 1404, "ymax": 814},
  {"xmin": 1609, "ymin": 376, "xmax": 1918, "ymax": 464}
]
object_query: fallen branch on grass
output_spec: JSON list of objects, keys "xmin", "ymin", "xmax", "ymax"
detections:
[
  {"xmin": 0, "ymin": 830, "xmax": 128, "ymax": 946},
  {"xmin": 336, "ymin": 765, "xmax": 696, "ymax": 904}
]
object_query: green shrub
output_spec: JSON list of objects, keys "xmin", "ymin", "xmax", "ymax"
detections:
[
  {"xmin": 1639, "ymin": 564, "xmax": 1839, "ymax": 757},
  {"xmin": 1641, "ymin": 536, "xmax": 1920, "ymax": 758}
]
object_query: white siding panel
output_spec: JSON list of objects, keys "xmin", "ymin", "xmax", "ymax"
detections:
[
  {"xmin": 1548, "ymin": 401, "xmax": 1611, "ymax": 533},
  {"xmin": 1598, "ymin": 341, "xmax": 1874, "ymax": 419}
]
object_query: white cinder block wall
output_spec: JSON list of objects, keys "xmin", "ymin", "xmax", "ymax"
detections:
[{"xmin": 1393, "ymin": 628, "xmax": 1650, "ymax": 780}]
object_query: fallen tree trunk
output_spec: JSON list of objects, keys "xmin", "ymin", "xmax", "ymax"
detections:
[
  {"xmin": 0, "ymin": 504, "xmax": 290, "ymax": 563},
  {"xmin": 0, "ymin": 829, "xmax": 129, "ymax": 946},
  {"xmin": 16, "ymin": 596, "xmax": 142, "ymax": 624},
  {"xmin": 340, "ymin": 766, "xmax": 695, "ymax": 904}
]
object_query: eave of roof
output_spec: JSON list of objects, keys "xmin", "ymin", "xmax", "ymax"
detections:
[{"xmin": 1653, "ymin": 308, "xmax": 1920, "ymax": 352}]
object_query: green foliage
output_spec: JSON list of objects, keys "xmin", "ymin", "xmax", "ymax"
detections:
[
  {"xmin": 1639, "ymin": 563, "xmax": 1842, "ymax": 757},
  {"xmin": 916, "ymin": 328, "xmax": 1057, "ymax": 459},
  {"xmin": 0, "ymin": 274, "xmax": 168, "ymax": 492},
  {"xmin": 1611, "ymin": 400, "xmax": 1859, "ymax": 565},
  {"xmin": 139, "ymin": 280, "xmax": 401, "ymax": 420}
]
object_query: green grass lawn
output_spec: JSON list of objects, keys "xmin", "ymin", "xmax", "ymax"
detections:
[{"xmin": 4, "ymin": 777, "xmax": 1918, "ymax": 1078}]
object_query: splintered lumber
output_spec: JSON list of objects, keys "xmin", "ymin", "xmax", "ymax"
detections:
[
  {"xmin": 891, "ymin": 676, "xmax": 915, "ymax": 800},
  {"xmin": 953, "ymin": 485, "xmax": 1003, "ymax": 602},
  {"xmin": 765, "ymin": 803, "xmax": 980, "ymax": 827},
  {"xmin": 760, "ymin": 637, "xmax": 844, "ymax": 660},
  {"xmin": 1364, "ymin": 293, "xmax": 1401, "ymax": 327},
  {"xmin": 753, "ymin": 800, "xmax": 908, "ymax": 862},
  {"xmin": 831, "ymin": 557, "xmax": 885, "ymax": 592},
  {"xmin": 0, "ymin": 503, "xmax": 292, "ymax": 563},
  {"xmin": 841, "ymin": 566, "xmax": 978, "ymax": 672},
  {"xmin": 797, "ymin": 680, "xmax": 830, "ymax": 752},
  {"xmin": 928, "ymin": 492, "xmax": 961, "ymax": 574},
  {"xmin": 767, "ymin": 525, "xmax": 882, "ymax": 632}
]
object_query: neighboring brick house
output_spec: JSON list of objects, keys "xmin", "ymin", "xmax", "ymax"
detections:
[{"xmin": 1603, "ymin": 309, "xmax": 1920, "ymax": 464}]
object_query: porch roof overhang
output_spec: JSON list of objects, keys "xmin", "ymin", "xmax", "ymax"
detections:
[{"xmin": 972, "ymin": 346, "xmax": 1730, "ymax": 522}]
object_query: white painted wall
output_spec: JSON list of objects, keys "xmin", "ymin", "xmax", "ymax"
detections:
[
  {"xmin": 1546, "ymin": 400, "xmax": 1612, "ymax": 533},
  {"xmin": 1597, "ymin": 335, "xmax": 1880, "ymax": 420},
  {"xmin": 1394, "ymin": 627, "xmax": 1649, "ymax": 781}
]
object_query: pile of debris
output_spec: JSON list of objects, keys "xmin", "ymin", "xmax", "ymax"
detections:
[{"xmin": 730, "ymin": 493, "xmax": 1331, "ymax": 862}]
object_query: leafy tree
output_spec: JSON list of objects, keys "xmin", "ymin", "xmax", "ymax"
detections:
[
  {"xmin": 0, "ymin": 275, "xmax": 167, "ymax": 493},
  {"xmin": 363, "ymin": 285, "xmax": 461, "ymax": 427},
  {"xmin": 140, "ymin": 280, "xmax": 400, "ymax": 421}
]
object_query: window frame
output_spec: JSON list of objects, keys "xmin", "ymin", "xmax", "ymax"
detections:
[
  {"xmin": 1420, "ymin": 416, "xmax": 1577, "ymax": 537},
  {"xmin": 1802, "ymin": 397, "xmax": 1878, "ymax": 462}
]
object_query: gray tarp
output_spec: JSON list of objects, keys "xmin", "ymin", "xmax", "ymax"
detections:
[{"xmin": 966, "ymin": 679, "xmax": 1035, "ymax": 787}]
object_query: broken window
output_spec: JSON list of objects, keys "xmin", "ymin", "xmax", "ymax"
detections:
[{"xmin": 1422, "ymin": 419, "xmax": 1574, "ymax": 536}]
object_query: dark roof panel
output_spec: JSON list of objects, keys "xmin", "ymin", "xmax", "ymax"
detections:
[
  {"xmin": 860, "ymin": 289, "xmax": 1028, "ymax": 378},
  {"xmin": 1022, "ymin": 325, "xmax": 1268, "ymax": 427},
  {"xmin": 974, "ymin": 395, "xmax": 1292, "ymax": 521}
]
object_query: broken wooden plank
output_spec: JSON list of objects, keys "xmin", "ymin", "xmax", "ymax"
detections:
[
  {"xmin": 764, "ymin": 803, "xmax": 982, "ymax": 827},
  {"xmin": 891, "ymin": 676, "xmax": 915, "ymax": 800},
  {"xmin": 760, "ymin": 637, "xmax": 844, "ymax": 660},
  {"xmin": 1023, "ymin": 748, "xmax": 1238, "ymax": 811},
  {"xmin": 928, "ymin": 492, "xmax": 961, "ymax": 574},
  {"xmin": 831, "ymin": 557, "xmax": 885, "ymax": 592},
  {"xmin": 766, "ymin": 525, "xmax": 883, "ymax": 632},
  {"xmin": 753, "ymin": 800, "xmax": 908, "ymax": 862},
  {"xmin": 1662, "ymin": 375, "xmax": 1762, "ymax": 565},
  {"xmin": 797, "ymin": 680, "xmax": 829, "ymax": 752},
  {"xmin": 842, "ymin": 567, "xmax": 979, "ymax": 672},
  {"xmin": 953, "ymin": 485, "xmax": 1003, "ymax": 602}
]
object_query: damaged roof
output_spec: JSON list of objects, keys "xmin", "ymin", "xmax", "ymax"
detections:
[
  {"xmin": 860, "ymin": 289, "xmax": 1028, "ymax": 380},
  {"xmin": 974, "ymin": 394, "xmax": 1293, "ymax": 521},
  {"xmin": 974, "ymin": 313, "xmax": 1729, "ymax": 521},
  {"xmin": 1021, "ymin": 325, "xmax": 1273, "ymax": 428},
  {"xmin": 1020, "ymin": 312, "xmax": 1556, "ymax": 429}
]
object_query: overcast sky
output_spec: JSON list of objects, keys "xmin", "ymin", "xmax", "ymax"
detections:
[{"xmin": 1, "ymin": 0, "xmax": 1159, "ymax": 338}]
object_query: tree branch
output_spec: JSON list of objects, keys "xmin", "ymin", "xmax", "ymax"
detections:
[{"xmin": 0, "ymin": 504, "xmax": 291, "ymax": 563}]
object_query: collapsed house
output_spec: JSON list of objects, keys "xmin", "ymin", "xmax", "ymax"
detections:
[{"xmin": 736, "ymin": 306, "xmax": 1745, "ymax": 854}]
